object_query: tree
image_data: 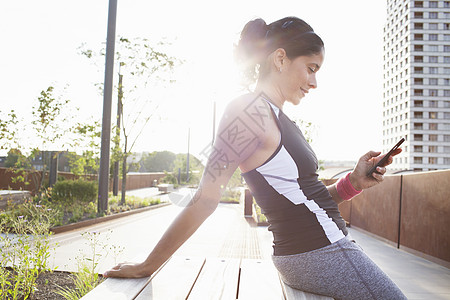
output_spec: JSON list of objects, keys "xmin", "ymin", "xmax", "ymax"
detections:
[
  {"xmin": 30, "ymin": 86, "xmax": 74, "ymax": 194},
  {"xmin": 0, "ymin": 109, "xmax": 19, "ymax": 152},
  {"xmin": 67, "ymin": 120, "xmax": 102, "ymax": 176},
  {"xmin": 80, "ymin": 37, "xmax": 183, "ymax": 205},
  {"xmin": 140, "ymin": 151, "xmax": 176, "ymax": 172},
  {"xmin": 172, "ymin": 153, "xmax": 203, "ymax": 185},
  {"xmin": 5, "ymin": 148, "xmax": 30, "ymax": 169}
]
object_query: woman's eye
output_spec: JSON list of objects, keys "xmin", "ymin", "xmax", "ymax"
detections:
[{"xmin": 308, "ymin": 67, "xmax": 316, "ymax": 73}]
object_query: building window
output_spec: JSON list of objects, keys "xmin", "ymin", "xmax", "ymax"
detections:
[
  {"xmin": 414, "ymin": 34, "xmax": 424, "ymax": 40},
  {"xmin": 445, "ymin": 90, "xmax": 450, "ymax": 96},
  {"xmin": 445, "ymin": 135, "xmax": 450, "ymax": 142},
  {"xmin": 414, "ymin": 78, "xmax": 423, "ymax": 85},
  {"xmin": 445, "ymin": 57, "xmax": 450, "ymax": 63},
  {"xmin": 445, "ymin": 24, "xmax": 450, "ymax": 30},
  {"xmin": 428, "ymin": 45, "xmax": 438, "ymax": 52},
  {"xmin": 430, "ymin": 134, "xmax": 438, "ymax": 141},
  {"xmin": 445, "ymin": 1, "xmax": 450, "ymax": 8},
  {"xmin": 414, "ymin": 100, "xmax": 423, "ymax": 107},
  {"xmin": 414, "ymin": 123, "xmax": 423, "ymax": 130},
  {"xmin": 444, "ymin": 146, "xmax": 450, "ymax": 153},
  {"xmin": 429, "ymin": 34, "xmax": 438, "ymax": 41},
  {"xmin": 414, "ymin": 45, "xmax": 424, "ymax": 51},
  {"xmin": 429, "ymin": 123, "xmax": 438, "ymax": 130},
  {"xmin": 445, "ymin": 68, "xmax": 450, "ymax": 75},
  {"xmin": 429, "ymin": 89, "xmax": 438, "ymax": 96},
  {"xmin": 429, "ymin": 12, "xmax": 438, "ymax": 19},
  {"xmin": 414, "ymin": 157, "xmax": 423, "ymax": 164},
  {"xmin": 429, "ymin": 146, "xmax": 438, "ymax": 153},
  {"xmin": 445, "ymin": 112, "xmax": 450, "ymax": 119},
  {"xmin": 429, "ymin": 67, "xmax": 438, "ymax": 74},
  {"xmin": 429, "ymin": 1, "xmax": 438, "ymax": 8},
  {"xmin": 429, "ymin": 112, "xmax": 438, "ymax": 119},
  {"xmin": 429, "ymin": 78, "xmax": 438, "ymax": 85},
  {"xmin": 414, "ymin": 146, "xmax": 423, "ymax": 152},
  {"xmin": 445, "ymin": 101, "xmax": 450, "ymax": 108},
  {"xmin": 415, "ymin": 22, "xmax": 424, "ymax": 29},
  {"xmin": 414, "ymin": 56, "xmax": 424, "ymax": 62},
  {"xmin": 414, "ymin": 66, "xmax": 423, "ymax": 74},
  {"xmin": 429, "ymin": 56, "xmax": 438, "ymax": 63},
  {"xmin": 445, "ymin": 35, "xmax": 450, "ymax": 41},
  {"xmin": 429, "ymin": 23, "xmax": 438, "ymax": 30},
  {"xmin": 429, "ymin": 157, "xmax": 438, "ymax": 164},
  {"xmin": 414, "ymin": 112, "xmax": 423, "ymax": 119},
  {"xmin": 430, "ymin": 100, "xmax": 438, "ymax": 108}
]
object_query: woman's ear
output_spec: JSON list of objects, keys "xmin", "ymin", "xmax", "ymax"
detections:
[{"xmin": 273, "ymin": 48, "xmax": 287, "ymax": 73}]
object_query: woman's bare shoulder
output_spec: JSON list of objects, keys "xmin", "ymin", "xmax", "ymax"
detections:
[
  {"xmin": 219, "ymin": 92, "xmax": 275, "ymax": 138},
  {"xmin": 224, "ymin": 92, "xmax": 270, "ymax": 117}
]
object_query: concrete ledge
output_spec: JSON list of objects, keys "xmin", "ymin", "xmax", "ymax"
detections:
[
  {"xmin": 0, "ymin": 190, "xmax": 32, "ymax": 210},
  {"xmin": 157, "ymin": 184, "xmax": 174, "ymax": 193},
  {"xmin": 50, "ymin": 202, "xmax": 171, "ymax": 234}
]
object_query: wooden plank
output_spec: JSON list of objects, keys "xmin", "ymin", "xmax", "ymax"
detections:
[
  {"xmin": 80, "ymin": 276, "xmax": 152, "ymax": 300},
  {"xmin": 135, "ymin": 256, "xmax": 205, "ymax": 300},
  {"xmin": 187, "ymin": 258, "xmax": 240, "ymax": 300},
  {"xmin": 80, "ymin": 253, "xmax": 164, "ymax": 300},
  {"xmin": 238, "ymin": 259, "xmax": 284, "ymax": 300},
  {"xmin": 280, "ymin": 279, "xmax": 333, "ymax": 300}
]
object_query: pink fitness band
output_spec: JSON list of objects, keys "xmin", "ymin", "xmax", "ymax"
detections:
[{"xmin": 336, "ymin": 172, "xmax": 362, "ymax": 201}]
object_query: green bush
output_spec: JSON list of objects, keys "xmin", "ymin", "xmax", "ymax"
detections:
[
  {"xmin": 51, "ymin": 179, "xmax": 97, "ymax": 205},
  {"xmin": 161, "ymin": 171, "xmax": 178, "ymax": 186},
  {"xmin": 220, "ymin": 189, "xmax": 241, "ymax": 203}
]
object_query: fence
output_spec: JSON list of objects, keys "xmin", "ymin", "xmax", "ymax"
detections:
[{"xmin": 326, "ymin": 169, "xmax": 450, "ymax": 268}]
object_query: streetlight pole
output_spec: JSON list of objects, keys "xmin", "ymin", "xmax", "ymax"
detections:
[{"xmin": 98, "ymin": 0, "xmax": 118, "ymax": 215}]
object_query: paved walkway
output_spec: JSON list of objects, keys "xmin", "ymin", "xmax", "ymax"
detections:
[{"xmin": 47, "ymin": 190, "xmax": 450, "ymax": 300}]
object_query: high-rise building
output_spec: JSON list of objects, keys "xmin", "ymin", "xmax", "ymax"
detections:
[{"xmin": 383, "ymin": 0, "xmax": 450, "ymax": 172}]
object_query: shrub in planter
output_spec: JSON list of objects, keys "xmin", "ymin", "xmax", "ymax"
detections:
[
  {"xmin": 220, "ymin": 189, "xmax": 241, "ymax": 203},
  {"xmin": 161, "ymin": 171, "xmax": 178, "ymax": 187},
  {"xmin": 51, "ymin": 179, "xmax": 97, "ymax": 205}
]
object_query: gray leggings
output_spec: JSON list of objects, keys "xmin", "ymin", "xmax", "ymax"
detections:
[{"xmin": 272, "ymin": 237, "xmax": 407, "ymax": 300}]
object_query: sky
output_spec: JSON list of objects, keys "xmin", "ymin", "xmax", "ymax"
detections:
[{"xmin": 0, "ymin": 0, "xmax": 388, "ymax": 163}]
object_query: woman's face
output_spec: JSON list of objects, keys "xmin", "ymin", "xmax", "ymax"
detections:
[{"xmin": 279, "ymin": 50, "xmax": 324, "ymax": 105}]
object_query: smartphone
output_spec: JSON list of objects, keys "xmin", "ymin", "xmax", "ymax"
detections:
[{"xmin": 366, "ymin": 137, "xmax": 405, "ymax": 177}]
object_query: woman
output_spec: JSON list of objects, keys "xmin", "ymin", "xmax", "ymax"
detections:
[{"xmin": 104, "ymin": 16, "xmax": 407, "ymax": 299}]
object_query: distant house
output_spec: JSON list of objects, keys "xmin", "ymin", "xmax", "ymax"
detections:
[
  {"xmin": 31, "ymin": 151, "xmax": 71, "ymax": 172},
  {"xmin": 0, "ymin": 156, "xmax": 6, "ymax": 168}
]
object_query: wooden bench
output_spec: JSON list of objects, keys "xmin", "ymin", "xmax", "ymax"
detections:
[{"xmin": 81, "ymin": 256, "xmax": 332, "ymax": 300}]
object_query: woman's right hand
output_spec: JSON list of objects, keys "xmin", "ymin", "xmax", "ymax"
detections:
[{"xmin": 103, "ymin": 261, "xmax": 153, "ymax": 278}]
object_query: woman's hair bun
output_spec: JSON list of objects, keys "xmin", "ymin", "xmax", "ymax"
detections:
[{"xmin": 235, "ymin": 18, "xmax": 268, "ymax": 65}]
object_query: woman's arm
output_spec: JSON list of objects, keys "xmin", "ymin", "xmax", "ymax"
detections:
[
  {"xmin": 328, "ymin": 149, "xmax": 402, "ymax": 205},
  {"xmin": 104, "ymin": 187, "xmax": 220, "ymax": 278},
  {"xmin": 103, "ymin": 95, "xmax": 269, "ymax": 278}
]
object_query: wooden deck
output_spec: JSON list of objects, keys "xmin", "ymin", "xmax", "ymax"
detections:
[{"xmin": 81, "ymin": 256, "xmax": 332, "ymax": 300}]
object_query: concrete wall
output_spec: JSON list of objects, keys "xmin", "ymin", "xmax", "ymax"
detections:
[{"xmin": 111, "ymin": 172, "xmax": 166, "ymax": 191}]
